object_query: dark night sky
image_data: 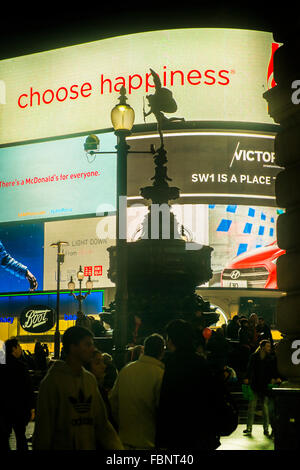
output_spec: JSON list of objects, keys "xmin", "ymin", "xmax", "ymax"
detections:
[{"xmin": 0, "ymin": 4, "xmax": 296, "ymax": 60}]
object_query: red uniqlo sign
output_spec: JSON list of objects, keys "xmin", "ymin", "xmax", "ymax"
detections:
[
  {"xmin": 84, "ymin": 266, "xmax": 92, "ymax": 276},
  {"xmin": 94, "ymin": 266, "xmax": 103, "ymax": 276}
]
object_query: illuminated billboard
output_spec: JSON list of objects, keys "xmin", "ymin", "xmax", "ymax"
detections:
[
  {"xmin": 0, "ymin": 132, "xmax": 116, "ymax": 224},
  {"xmin": 0, "ymin": 28, "xmax": 279, "ymax": 146},
  {"xmin": 0, "ymin": 28, "xmax": 282, "ymax": 300},
  {"xmin": 128, "ymin": 203, "xmax": 282, "ymax": 290},
  {"xmin": 0, "ymin": 216, "xmax": 115, "ymax": 293},
  {"xmin": 0, "ymin": 205, "xmax": 282, "ymax": 294},
  {"xmin": 43, "ymin": 216, "xmax": 115, "ymax": 290},
  {"xmin": 126, "ymin": 130, "xmax": 280, "ymax": 207},
  {"xmin": 0, "ymin": 129, "xmax": 280, "ymax": 225},
  {"xmin": 0, "ymin": 127, "xmax": 282, "ymax": 293}
]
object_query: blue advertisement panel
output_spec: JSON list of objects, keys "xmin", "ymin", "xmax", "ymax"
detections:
[
  {"xmin": 0, "ymin": 132, "xmax": 117, "ymax": 224},
  {"xmin": 0, "ymin": 222, "xmax": 44, "ymax": 292},
  {"xmin": 0, "ymin": 290, "xmax": 104, "ymax": 318}
]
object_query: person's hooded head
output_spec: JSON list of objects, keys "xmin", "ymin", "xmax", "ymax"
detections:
[
  {"xmin": 165, "ymin": 320, "xmax": 195, "ymax": 353},
  {"xmin": 143, "ymin": 334, "xmax": 165, "ymax": 360}
]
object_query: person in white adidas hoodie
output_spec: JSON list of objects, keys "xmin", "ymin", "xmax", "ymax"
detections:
[{"xmin": 33, "ymin": 326, "xmax": 123, "ymax": 450}]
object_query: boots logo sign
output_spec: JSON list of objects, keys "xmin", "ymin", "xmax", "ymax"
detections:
[{"xmin": 20, "ymin": 305, "xmax": 56, "ymax": 333}]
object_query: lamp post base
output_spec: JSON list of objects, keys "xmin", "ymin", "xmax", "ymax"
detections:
[
  {"xmin": 112, "ymin": 345, "xmax": 127, "ymax": 371},
  {"xmin": 272, "ymin": 387, "xmax": 300, "ymax": 450},
  {"xmin": 54, "ymin": 329, "xmax": 61, "ymax": 359}
]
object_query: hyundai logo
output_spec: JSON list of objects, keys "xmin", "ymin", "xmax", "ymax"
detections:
[{"xmin": 230, "ymin": 270, "xmax": 241, "ymax": 280}]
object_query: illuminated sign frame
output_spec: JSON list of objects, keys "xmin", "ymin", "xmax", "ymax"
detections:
[{"xmin": 0, "ymin": 28, "xmax": 280, "ymax": 146}]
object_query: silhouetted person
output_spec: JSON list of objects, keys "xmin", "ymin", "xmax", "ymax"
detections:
[
  {"xmin": 33, "ymin": 326, "xmax": 123, "ymax": 450},
  {"xmin": 156, "ymin": 320, "xmax": 220, "ymax": 450},
  {"xmin": 226, "ymin": 315, "xmax": 240, "ymax": 340},
  {"xmin": 206, "ymin": 327, "xmax": 230, "ymax": 374},
  {"xmin": 257, "ymin": 317, "xmax": 274, "ymax": 347},
  {"xmin": 110, "ymin": 334, "xmax": 165, "ymax": 450},
  {"xmin": 102, "ymin": 353, "xmax": 118, "ymax": 391},
  {"xmin": 84, "ymin": 349, "xmax": 117, "ymax": 431},
  {"xmin": 243, "ymin": 340, "xmax": 280, "ymax": 437},
  {"xmin": 248, "ymin": 313, "xmax": 259, "ymax": 352},
  {"xmin": 238, "ymin": 319, "xmax": 251, "ymax": 376},
  {"xmin": 4, "ymin": 338, "xmax": 35, "ymax": 450},
  {"xmin": 0, "ymin": 361, "xmax": 10, "ymax": 450},
  {"xmin": 34, "ymin": 341, "xmax": 47, "ymax": 371}
]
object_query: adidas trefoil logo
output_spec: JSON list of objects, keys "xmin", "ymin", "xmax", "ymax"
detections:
[{"xmin": 68, "ymin": 389, "xmax": 92, "ymax": 414}]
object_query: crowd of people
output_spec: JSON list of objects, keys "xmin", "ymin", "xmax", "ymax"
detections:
[
  {"xmin": 0, "ymin": 313, "xmax": 282, "ymax": 451},
  {"xmin": 224, "ymin": 313, "xmax": 282, "ymax": 438}
]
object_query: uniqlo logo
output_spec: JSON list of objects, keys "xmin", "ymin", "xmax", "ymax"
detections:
[
  {"xmin": 84, "ymin": 266, "xmax": 93, "ymax": 276},
  {"xmin": 94, "ymin": 266, "xmax": 103, "ymax": 276}
]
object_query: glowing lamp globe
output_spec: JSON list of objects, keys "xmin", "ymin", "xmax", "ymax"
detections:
[
  {"xmin": 111, "ymin": 86, "xmax": 135, "ymax": 131},
  {"xmin": 77, "ymin": 266, "xmax": 84, "ymax": 281},
  {"xmin": 86, "ymin": 276, "xmax": 93, "ymax": 290},
  {"xmin": 68, "ymin": 277, "xmax": 75, "ymax": 291}
]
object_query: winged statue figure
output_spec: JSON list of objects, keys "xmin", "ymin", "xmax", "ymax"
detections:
[{"xmin": 143, "ymin": 68, "xmax": 185, "ymax": 146}]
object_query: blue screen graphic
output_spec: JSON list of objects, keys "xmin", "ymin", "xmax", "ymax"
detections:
[
  {"xmin": 0, "ymin": 132, "xmax": 117, "ymax": 223},
  {"xmin": 0, "ymin": 290, "xmax": 104, "ymax": 318},
  {"xmin": 0, "ymin": 222, "xmax": 44, "ymax": 293}
]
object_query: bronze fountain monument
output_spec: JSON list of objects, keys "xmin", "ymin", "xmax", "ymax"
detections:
[{"xmin": 104, "ymin": 69, "xmax": 219, "ymax": 344}]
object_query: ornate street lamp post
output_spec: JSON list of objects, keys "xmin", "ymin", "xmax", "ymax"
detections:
[
  {"xmin": 110, "ymin": 87, "xmax": 134, "ymax": 368},
  {"xmin": 84, "ymin": 86, "xmax": 136, "ymax": 368},
  {"xmin": 68, "ymin": 266, "xmax": 93, "ymax": 315},
  {"xmin": 51, "ymin": 240, "xmax": 69, "ymax": 359},
  {"xmin": 84, "ymin": 86, "xmax": 154, "ymax": 367}
]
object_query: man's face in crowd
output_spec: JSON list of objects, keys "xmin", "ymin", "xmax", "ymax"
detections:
[
  {"xmin": 90, "ymin": 352, "xmax": 106, "ymax": 383},
  {"xmin": 71, "ymin": 336, "xmax": 95, "ymax": 363},
  {"xmin": 263, "ymin": 342, "xmax": 271, "ymax": 354},
  {"xmin": 12, "ymin": 343, "xmax": 22, "ymax": 359}
]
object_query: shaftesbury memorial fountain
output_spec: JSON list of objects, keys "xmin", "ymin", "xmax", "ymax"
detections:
[{"xmin": 105, "ymin": 69, "xmax": 219, "ymax": 346}]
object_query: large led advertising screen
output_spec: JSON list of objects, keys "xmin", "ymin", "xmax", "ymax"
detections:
[
  {"xmin": 126, "ymin": 131, "xmax": 280, "ymax": 207},
  {"xmin": 1, "ymin": 129, "xmax": 281, "ymax": 224},
  {"xmin": 0, "ymin": 28, "xmax": 282, "ymax": 299},
  {"xmin": 0, "ymin": 205, "xmax": 282, "ymax": 294},
  {"xmin": 0, "ymin": 29, "xmax": 279, "ymax": 145},
  {"xmin": 127, "ymin": 203, "xmax": 283, "ymax": 290},
  {"xmin": 0, "ymin": 216, "xmax": 116, "ymax": 293},
  {"xmin": 0, "ymin": 132, "xmax": 116, "ymax": 224},
  {"xmin": 0, "ymin": 128, "xmax": 282, "ymax": 293}
]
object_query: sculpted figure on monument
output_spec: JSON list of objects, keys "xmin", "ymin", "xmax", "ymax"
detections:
[{"xmin": 143, "ymin": 68, "xmax": 185, "ymax": 145}]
